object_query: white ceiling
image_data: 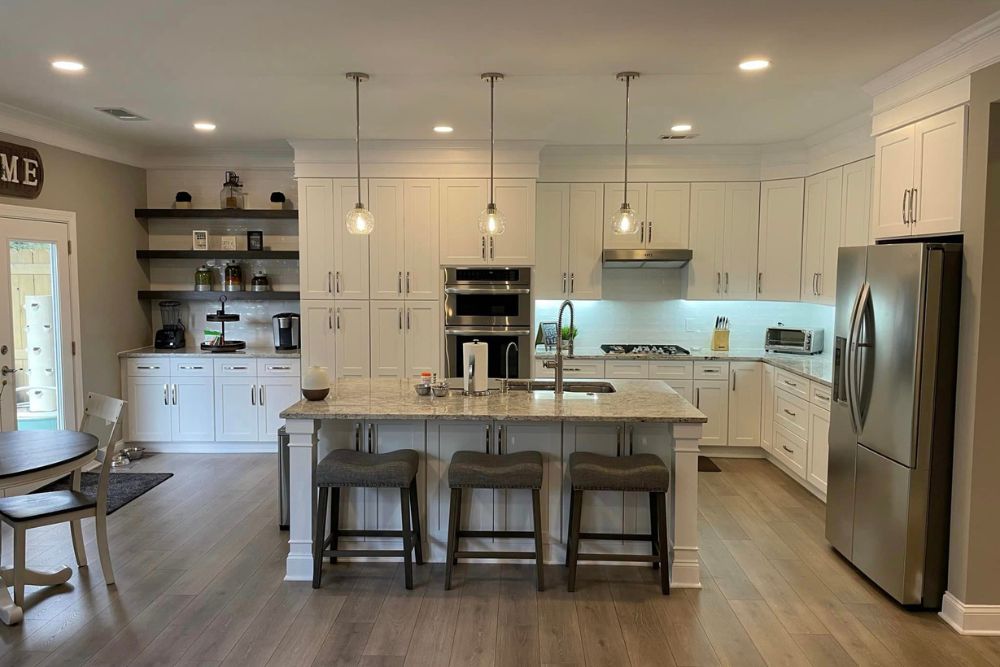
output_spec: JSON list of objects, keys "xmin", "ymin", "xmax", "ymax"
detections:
[{"xmin": 2, "ymin": 0, "xmax": 999, "ymax": 155}]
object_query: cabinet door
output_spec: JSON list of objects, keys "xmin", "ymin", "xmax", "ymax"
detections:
[
  {"xmin": 298, "ymin": 178, "xmax": 336, "ymax": 299},
  {"xmin": 370, "ymin": 301, "xmax": 406, "ymax": 378},
  {"xmin": 819, "ymin": 168, "xmax": 843, "ymax": 305},
  {"xmin": 535, "ymin": 183, "xmax": 570, "ymax": 299},
  {"xmin": 491, "ymin": 179, "xmax": 535, "ymax": 264},
  {"xmin": 333, "ymin": 178, "xmax": 371, "ymax": 299},
  {"xmin": 432, "ymin": 421, "xmax": 495, "ymax": 541},
  {"xmin": 368, "ymin": 179, "xmax": 406, "ymax": 300},
  {"xmin": 440, "ymin": 179, "xmax": 489, "ymax": 265},
  {"xmin": 258, "ymin": 377, "xmax": 300, "ymax": 441},
  {"xmin": 913, "ymin": 106, "xmax": 966, "ymax": 236},
  {"xmin": 761, "ymin": 364, "xmax": 775, "ymax": 454},
  {"xmin": 668, "ymin": 380, "xmax": 694, "ymax": 403},
  {"xmin": 721, "ymin": 183, "xmax": 761, "ymax": 300},
  {"xmin": 686, "ymin": 183, "xmax": 726, "ymax": 299},
  {"xmin": 602, "ymin": 183, "xmax": 647, "ymax": 249},
  {"xmin": 334, "ymin": 301, "xmax": 370, "ymax": 378},
  {"xmin": 318, "ymin": 421, "xmax": 366, "ymax": 536},
  {"xmin": 366, "ymin": 421, "xmax": 426, "ymax": 541},
  {"xmin": 808, "ymin": 406, "xmax": 831, "ymax": 494},
  {"xmin": 694, "ymin": 380, "xmax": 729, "ymax": 446},
  {"xmin": 841, "ymin": 158, "xmax": 873, "ymax": 247},
  {"xmin": 802, "ymin": 168, "xmax": 842, "ymax": 304},
  {"xmin": 757, "ymin": 179, "xmax": 804, "ymax": 301},
  {"xmin": 563, "ymin": 422, "xmax": 625, "ymax": 540},
  {"xmin": 872, "ymin": 125, "xmax": 915, "ymax": 240},
  {"xmin": 728, "ymin": 362, "xmax": 762, "ymax": 447},
  {"xmin": 171, "ymin": 377, "xmax": 215, "ymax": 442},
  {"xmin": 646, "ymin": 183, "xmax": 690, "ymax": 249},
  {"xmin": 567, "ymin": 183, "xmax": 604, "ymax": 299},
  {"xmin": 495, "ymin": 423, "xmax": 562, "ymax": 547},
  {"xmin": 626, "ymin": 423, "xmax": 673, "ymax": 537},
  {"xmin": 214, "ymin": 377, "xmax": 259, "ymax": 442},
  {"xmin": 126, "ymin": 377, "xmax": 172, "ymax": 442},
  {"xmin": 403, "ymin": 179, "xmax": 441, "ymax": 300},
  {"xmin": 300, "ymin": 300, "xmax": 336, "ymax": 373},
  {"xmin": 405, "ymin": 301, "xmax": 441, "ymax": 378}
]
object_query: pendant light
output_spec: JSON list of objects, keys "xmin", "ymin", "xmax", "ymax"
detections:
[
  {"xmin": 610, "ymin": 72, "xmax": 640, "ymax": 235},
  {"xmin": 478, "ymin": 72, "xmax": 506, "ymax": 236},
  {"xmin": 345, "ymin": 72, "xmax": 374, "ymax": 235}
]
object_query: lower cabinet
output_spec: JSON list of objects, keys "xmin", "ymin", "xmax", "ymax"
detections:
[
  {"xmin": 170, "ymin": 377, "xmax": 215, "ymax": 442},
  {"xmin": 771, "ymin": 372, "xmax": 833, "ymax": 497},
  {"xmin": 728, "ymin": 362, "xmax": 762, "ymax": 446},
  {"xmin": 300, "ymin": 300, "xmax": 371, "ymax": 379},
  {"xmin": 807, "ymin": 404, "xmax": 830, "ymax": 493},
  {"xmin": 761, "ymin": 364, "xmax": 775, "ymax": 454},
  {"xmin": 694, "ymin": 380, "xmax": 729, "ymax": 446}
]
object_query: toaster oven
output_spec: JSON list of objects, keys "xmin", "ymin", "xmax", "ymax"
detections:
[{"xmin": 765, "ymin": 327, "xmax": 824, "ymax": 355}]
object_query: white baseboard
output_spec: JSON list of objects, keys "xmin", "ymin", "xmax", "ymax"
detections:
[
  {"xmin": 137, "ymin": 441, "xmax": 278, "ymax": 454},
  {"xmin": 700, "ymin": 445, "xmax": 766, "ymax": 459},
  {"xmin": 940, "ymin": 591, "xmax": 1000, "ymax": 635}
]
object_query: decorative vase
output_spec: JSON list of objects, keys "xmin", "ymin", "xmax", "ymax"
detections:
[{"xmin": 302, "ymin": 365, "xmax": 330, "ymax": 401}]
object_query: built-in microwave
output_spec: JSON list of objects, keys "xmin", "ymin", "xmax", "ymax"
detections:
[
  {"xmin": 765, "ymin": 327, "xmax": 824, "ymax": 355},
  {"xmin": 443, "ymin": 267, "xmax": 531, "ymax": 328}
]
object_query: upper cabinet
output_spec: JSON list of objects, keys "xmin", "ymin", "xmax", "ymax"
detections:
[
  {"xmin": 687, "ymin": 182, "xmax": 760, "ymax": 300},
  {"xmin": 440, "ymin": 179, "xmax": 535, "ymax": 266},
  {"xmin": 602, "ymin": 183, "xmax": 689, "ymax": 250},
  {"xmin": 757, "ymin": 178, "xmax": 804, "ymax": 302},
  {"xmin": 298, "ymin": 178, "xmax": 336, "ymax": 300},
  {"xmin": 841, "ymin": 158, "xmax": 873, "ymax": 247},
  {"xmin": 333, "ymin": 178, "xmax": 371, "ymax": 299},
  {"xmin": 872, "ymin": 106, "xmax": 966, "ymax": 240},
  {"xmin": 369, "ymin": 179, "xmax": 440, "ymax": 300},
  {"xmin": 536, "ymin": 183, "xmax": 604, "ymax": 300},
  {"xmin": 802, "ymin": 168, "xmax": 842, "ymax": 305}
]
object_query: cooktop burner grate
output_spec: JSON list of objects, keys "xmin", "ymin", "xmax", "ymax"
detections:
[{"xmin": 600, "ymin": 344, "xmax": 691, "ymax": 355}]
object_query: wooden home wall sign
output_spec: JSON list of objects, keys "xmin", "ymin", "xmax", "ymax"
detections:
[{"xmin": 0, "ymin": 141, "xmax": 44, "ymax": 199}]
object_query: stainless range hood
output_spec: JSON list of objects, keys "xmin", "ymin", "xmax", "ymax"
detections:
[{"xmin": 602, "ymin": 248, "xmax": 693, "ymax": 268}]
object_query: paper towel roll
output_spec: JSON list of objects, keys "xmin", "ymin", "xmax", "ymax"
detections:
[{"xmin": 463, "ymin": 340, "xmax": 489, "ymax": 394}]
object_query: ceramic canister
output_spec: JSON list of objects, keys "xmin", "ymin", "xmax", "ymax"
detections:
[{"xmin": 302, "ymin": 365, "xmax": 330, "ymax": 401}]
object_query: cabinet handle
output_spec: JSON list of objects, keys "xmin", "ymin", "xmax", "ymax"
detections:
[
  {"xmin": 616, "ymin": 426, "xmax": 622, "ymax": 456},
  {"xmin": 163, "ymin": 384, "xmax": 168, "ymax": 406},
  {"xmin": 628, "ymin": 425, "xmax": 635, "ymax": 456},
  {"xmin": 716, "ymin": 272, "xmax": 721, "ymax": 293},
  {"xmin": 814, "ymin": 273, "xmax": 820, "ymax": 295},
  {"xmin": 172, "ymin": 383, "xmax": 177, "ymax": 405},
  {"xmin": 485, "ymin": 424, "xmax": 491, "ymax": 454},
  {"xmin": 648, "ymin": 220, "xmax": 653, "ymax": 243},
  {"xmin": 562, "ymin": 272, "xmax": 567, "ymax": 294},
  {"xmin": 757, "ymin": 272, "xmax": 762, "ymax": 294},
  {"xmin": 782, "ymin": 445, "xmax": 795, "ymax": 454},
  {"xmin": 731, "ymin": 370, "xmax": 737, "ymax": 392},
  {"xmin": 490, "ymin": 236, "xmax": 495, "ymax": 259},
  {"xmin": 367, "ymin": 423, "xmax": 374, "ymax": 453},
  {"xmin": 327, "ymin": 271, "xmax": 333, "ymax": 294},
  {"xmin": 268, "ymin": 365, "xmax": 292, "ymax": 371},
  {"xmin": 406, "ymin": 309, "xmax": 411, "ymax": 330},
  {"xmin": 725, "ymin": 272, "xmax": 729, "ymax": 293},
  {"xmin": 783, "ymin": 408, "xmax": 797, "ymax": 417},
  {"xmin": 354, "ymin": 423, "xmax": 362, "ymax": 451},
  {"xmin": 399, "ymin": 309, "xmax": 403, "ymax": 330},
  {"xmin": 695, "ymin": 388, "xmax": 701, "ymax": 409},
  {"xmin": 136, "ymin": 365, "xmax": 160, "ymax": 370},
  {"xmin": 498, "ymin": 424, "xmax": 505, "ymax": 455},
  {"xmin": 910, "ymin": 188, "xmax": 917, "ymax": 225},
  {"xmin": 570, "ymin": 273, "xmax": 575, "ymax": 293},
  {"xmin": 177, "ymin": 365, "xmax": 203, "ymax": 370},
  {"xmin": 398, "ymin": 271, "xmax": 403, "ymax": 294},
  {"xmin": 640, "ymin": 221, "xmax": 645, "ymax": 244},
  {"xmin": 481, "ymin": 236, "xmax": 486, "ymax": 260},
  {"xmin": 251, "ymin": 384, "xmax": 256, "ymax": 406},
  {"xmin": 703, "ymin": 368, "xmax": 720, "ymax": 374},
  {"xmin": 328, "ymin": 308, "xmax": 333, "ymax": 330},
  {"xmin": 815, "ymin": 392, "xmax": 830, "ymax": 402},
  {"xmin": 336, "ymin": 308, "xmax": 341, "ymax": 330},
  {"xmin": 225, "ymin": 365, "xmax": 249, "ymax": 371},
  {"xmin": 260, "ymin": 384, "xmax": 265, "ymax": 406},
  {"xmin": 902, "ymin": 189, "xmax": 909, "ymax": 225},
  {"xmin": 335, "ymin": 271, "xmax": 341, "ymax": 294},
  {"xmin": 784, "ymin": 379, "xmax": 798, "ymax": 387},
  {"xmin": 405, "ymin": 271, "xmax": 411, "ymax": 294}
]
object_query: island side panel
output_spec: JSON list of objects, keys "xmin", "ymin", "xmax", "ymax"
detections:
[
  {"xmin": 285, "ymin": 418, "xmax": 318, "ymax": 581},
  {"xmin": 671, "ymin": 421, "xmax": 703, "ymax": 588}
]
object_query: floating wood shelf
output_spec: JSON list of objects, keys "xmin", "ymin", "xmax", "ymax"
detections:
[
  {"xmin": 135, "ymin": 208, "xmax": 298, "ymax": 219},
  {"xmin": 136, "ymin": 250, "xmax": 299, "ymax": 260},
  {"xmin": 138, "ymin": 290, "xmax": 299, "ymax": 301}
]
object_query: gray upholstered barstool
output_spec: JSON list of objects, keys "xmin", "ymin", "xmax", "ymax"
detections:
[
  {"xmin": 445, "ymin": 450, "xmax": 545, "ymax": 591},
  {"xmin": 312, "ymin": 449, "xmax": 423, "ymax": 590},
  {"xmin": 566, "ymin": 451, "xmax": 671, "ymax": 594}
]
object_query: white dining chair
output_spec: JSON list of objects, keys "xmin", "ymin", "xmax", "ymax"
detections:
[{"xmin": 0, "ymin": 393, "xmax": 124, "ymax": 606}]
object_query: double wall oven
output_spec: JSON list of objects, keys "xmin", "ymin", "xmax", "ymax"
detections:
[{"xmin": 444, "ymin": 267, "xmax": 531, "ymax": 379}]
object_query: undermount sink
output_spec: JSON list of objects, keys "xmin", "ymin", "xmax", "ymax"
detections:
[{"xmin": 506, "ymin": 380, "xmax": 617, "ymax": 394}]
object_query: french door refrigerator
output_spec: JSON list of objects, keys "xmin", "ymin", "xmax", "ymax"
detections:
[{"xmin": 826, "ymin": 242, "xmax": 961, "ymax": 608}]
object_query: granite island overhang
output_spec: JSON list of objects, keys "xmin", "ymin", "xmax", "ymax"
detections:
[{"xmin": 281, "ymin": 378, "xmax": 707, "ymax": 588}]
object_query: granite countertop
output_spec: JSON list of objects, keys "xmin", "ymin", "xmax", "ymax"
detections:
[
  {"xmin": 534, "ymin": 346, "xmax": 833, "ymax": 387},
  {"xmin": 281, "ymin": 378, "xmax": 707, "ymax": 424},
  {"xmin": 119, "ymin": 346, "xmax": 301, "ymax": 359}
]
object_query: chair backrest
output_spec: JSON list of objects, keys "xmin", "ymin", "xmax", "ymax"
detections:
[{"xmin": 80, "ymin": 393, "xmax": 125, "ymax": 514}]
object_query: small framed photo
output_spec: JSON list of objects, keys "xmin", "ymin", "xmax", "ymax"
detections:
[
  {"xmin": 192, "ymin": 230, "xmax": 209, "ymax": 251},
  {"xmin": 247, "ymin": 230, "xmax": 264, "ymax": 251},
  {"xmin": 219, "ymin": 235, "xmax": 237, "ymax": 251},
  {"xmin": 536, "ymin": 321, "xmax": 559, "ymax": 350}
]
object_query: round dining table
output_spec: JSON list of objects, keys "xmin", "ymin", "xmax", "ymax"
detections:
[{"xmin": 0, "ymin": 430, "xmax": 98, "ymax": 625}]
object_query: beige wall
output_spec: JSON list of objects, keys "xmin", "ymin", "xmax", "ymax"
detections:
[{"xmin": 0, "ymin": 132, "xmax": 148, "ymax": 402}]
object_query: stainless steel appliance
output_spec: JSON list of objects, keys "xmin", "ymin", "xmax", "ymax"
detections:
[
  {"xmin": 764, "ymin": 327, "xmax": 824, "ymax": 355},
  {"xmin": 154, "ymin": 300, "xmax": 186, "ymax": 350},
  {"xmin": 272, "ymin": 312, "xmax": 300, "ymax": 350},
  {"xmin": 827, "ymin": 242, "xmax": 961, "ymax": 609},
  {"xmin": 602, "ymin": 248, "xmax": 692, "ymax": 268},
  {"xmin": 444, "ymin": 267, "xmax": 531, "ymax": 379}
]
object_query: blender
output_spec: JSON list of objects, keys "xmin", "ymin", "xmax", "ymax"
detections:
[{"xmin": 154, "ymin": 300, "xmax": 187, "ymax": 349}]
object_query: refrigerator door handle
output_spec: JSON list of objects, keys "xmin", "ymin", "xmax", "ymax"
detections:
[
  {"xmin": 853, "ymin": 284, "xmax": 874, "ymax": 427},
  {"xmin": 847, "ymin": 282, "xmax": 870, "ymax": 432}
]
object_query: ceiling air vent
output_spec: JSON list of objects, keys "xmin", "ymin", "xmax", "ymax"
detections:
[
  {"xmin": 95, "ymin": 107, "xmax": 148, "ymax": 121},
  {"xmin": 659, "ymin": 133, "xmax": 699, "ymax": 141}
]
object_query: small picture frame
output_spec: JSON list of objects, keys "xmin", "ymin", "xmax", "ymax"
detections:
[
  {"xmin": 192, "ymin": 230, "xmax": 209, "ymax": 251},
  {"xmin": 247, "ymin": 230, "xmax": 264, "ymax": 251},
  {"xmin": 219, "ymin": 235, "xmax": 237, "ymax": 251},
  {"xmin": 536, "ymin": 321, "xmax": 559, "ymax": 351}
]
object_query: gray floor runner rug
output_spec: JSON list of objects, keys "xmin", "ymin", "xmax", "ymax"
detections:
[{"xmin": 34, "ymin": 472, "xmax": 173, "ymax": 514}]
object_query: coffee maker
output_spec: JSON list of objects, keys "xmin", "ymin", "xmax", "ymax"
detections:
[
  {"xmin": 272, "ymin": 313, "xmax": 300, "ymax": 350},
  {"xmin": 155, "ymin": 300, "xmax": 186, "ymax": 349}
]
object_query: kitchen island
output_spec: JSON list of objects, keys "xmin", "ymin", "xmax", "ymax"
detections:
[{"xmin": 281, "ymin": 378, "xmax": 706, "ymax": 587}]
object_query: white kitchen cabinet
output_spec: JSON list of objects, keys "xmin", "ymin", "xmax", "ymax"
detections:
[
  {"xmin": 430, "ymin": 421, "xmax": 495, "ymax": 544},
  {"xmin": 170, "ymin": 376, "xmax": 215, "ymax": 442},
  {"xmin": 298, "ymin": 178, "xmax": 336, "ymax": 299},
  {"xmin": 646, "ymin": 183, "xmax": 691, "ymax": 249},
  {"xmin": 687, "ymin": 183, "xmax": 725, "ymax": 299},
  {"xmin": 808, "ymin": 405, "xmax": 830, "ymax": 494},
  {"xmin": 757, "ymin": 178, "xmax": 804, "ymax": 301},
  {"xmin": 258, "ymin": 377, "xmax": 300, "ymax": 440},
  {"xmin": 649, "ymin": 361, "xmax": 693, "ymax": 381},
  {"xmin": 368, "ymin": 179, "xmax": 406, "ymax": 300},
  {"xmin": 364, "ymin": 421, "xmax": 426, "ymax": 540},
  {"xmin": 872, "ymin": 106, "xmax": 966, "ymax": 240},
  {"xmin": 604, "ymin": 360, "xmax": 648, "ymax": 379},
  {"xmin": 495, "ymin": 422, "xmax": 562, "ymax": 547},
  {"xmin": 773, "ymin": 424, "xmax": 807, "ymax": 480},
  {"xmin": 333, "ymin": 179, "xmax": 371, "ymax": 299},
  {"xmin": 627, "ymin": 423, "xmax": 678, "ymax": 537},
  {"xmin": 317, "ymin": 421, "xmax": 367, "ymax": 536},
  {"xmin": 440, "ymin": 179, "xmax": 534, "ymax": 265},
  {"xmin": 728, "ymin": 362, "xmax": 762, "ymax": 447},
  {"xmin": 687, "ymin": 182, "xmax": 759, "ymax": 300},
  {"xmin": 535, "ymin": 183, "xmax": 603, "ymax": 299},
  {"xmin": 535, "ymin": 183, "xmax": 569, "ymax": 299},
  {"xmin": 300, "ymin": 300, "xmax": 337, "ymax": 373},
  {"xmin": 370, "ymin": 301, "xmax": 406, "ymax": 377},
  {"xmin": 603, "ymin": 184, "xmax": 647, "ymax": 250},
  {"xmin": 404, "ymin": 301, "xmax": 441, "ymax": 377},
  {"xmin": 722, "ymin": 182, "xmax": 761, "ymax": 300},
  {"xmin": 841, "ymin": 158, "xmax": 874, "ymax": 247},
  {"xmin": 761, "ymin": 364, "xmax": 775, "ymax": 454},
  {"xmin": 668, "ymin": 380, "xmax": 694, "ymax": 404},
  {"xmin": 802, "ymin": 168, "xmax": 843, "ymax": 305},
  {"xmin": 334, "ymin": 301, "xmax": 371, "ymax": 378},
  {"xmin": 492, "ymin": 180, "xmax": 535, "ymax": 265},
  {"xmin": 563, "ymin": 422, "xmax": 626, "ymax": 541},
  {"xmin": 532, "ymin": 358, "xmax": 605, "ymax": 379},
  {"xmin": 403, "ymin": 180, "xmax": 441, "ymax": 299},
  {"xmin": 126, "ymin": 377, "xmax": 173, "ymax": 442},
  {"xmin": 693, "ymin": 379, "xmax": 729, "ymax": 446},
  {"xmin": 215, "ymin": 376, "xmax": 259, "ymax": 442}
]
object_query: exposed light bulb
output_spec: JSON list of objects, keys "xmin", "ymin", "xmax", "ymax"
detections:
[
  {"xmin": 610, "ymin": 203, "xmax": 639, "ymax": 235},
  {"xmin": 346, "ymin": 204, "xmax": 375, "ymax": 235},
  {"xmin": 478, "ymin": 203, "xmax": 506, "ymax": 236}
]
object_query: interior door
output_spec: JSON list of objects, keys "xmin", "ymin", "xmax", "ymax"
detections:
[
  {"xmin": 214, "ymin": 377, "xmax": 259, "ymax": 442},
  {"xmin": 0, "ymin": 218, "xmax": 76, "ymax": 432}
]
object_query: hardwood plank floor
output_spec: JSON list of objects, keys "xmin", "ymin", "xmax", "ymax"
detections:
[{"xmin": 0, "ymin": 454, "xmax": 990, "ymax": 666}]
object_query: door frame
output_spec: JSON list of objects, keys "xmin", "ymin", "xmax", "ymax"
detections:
[{"xmin": 0, "ymin": 204, "xmax": 84, "ymax": 427}]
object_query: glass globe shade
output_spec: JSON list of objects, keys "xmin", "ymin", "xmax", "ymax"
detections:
[
  {"xmin": 478, "ymin": 203, "xmax": 506, "ymax": 236},
  {"xmin": 345, "ymin": 204, "xmax": 375, "ymax": 235},
  {"xmin": 610, "ymin": 203, "xmax": 639, "ymax": 235}
]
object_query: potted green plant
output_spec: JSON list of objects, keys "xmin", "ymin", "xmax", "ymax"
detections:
[{"xmin": 560, "ymin": 326, "xmax": 578, "ymax": 345}]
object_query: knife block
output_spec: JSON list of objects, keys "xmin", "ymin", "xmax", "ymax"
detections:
[{"xmin": 710, "ymin": 329, "xmax": 730, "ymax": 351}]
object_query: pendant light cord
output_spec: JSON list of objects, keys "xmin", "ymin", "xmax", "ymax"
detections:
[
  {"xmin": 489, "ymin": 75, "xmax": 495, "ymax": 206},
  {"xmin": 623, "ymin": 74, "xmax": 630, "ymax": 197},
  {"xmin": 354, "ymin": 74, "xmax": 362, "ymax": 207}
]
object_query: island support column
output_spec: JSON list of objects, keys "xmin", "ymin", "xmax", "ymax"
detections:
[
  {"xmin": 671, "ymin": 422, "xmax": 703, "ymax": 588},
  {"xmin": 284, "ymin": 418, "xmax": 318, "ymax": 581}
]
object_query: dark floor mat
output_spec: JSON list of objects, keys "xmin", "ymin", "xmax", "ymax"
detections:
[
  {"xmin": 698, "ymin": 456, "xmax": 722, "ymax": 472},
  {"xmin": 34, "ymin": 472, "xmax": 173, "ymax": 514}
]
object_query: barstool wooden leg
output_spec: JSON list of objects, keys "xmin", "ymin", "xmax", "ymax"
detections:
[
  {"xmin": 564, "ymin": 486, "xmax": 578, "ymax": 567},
  {"xmin": 649, "ymin": 492, "xmax": 659, "ymax": 570},
  {"xmin": 567, "ymin": 489, "xmax": 583, "ymax": 593},
  {"xmin": 329, "ymin": 488, "xmax": 340, "ymax": 564},
  {"xmin": 451, "ymin": 487, "xmax": 462, "ymax": 565},
  {"xmin": 445, "ymin": 487, "xmax": 461, "ymax": 590},
  {"xmin": 531, "ymin": 488, "xmax": 544, "ymax": 592},
  {"xmin": 409, "ymin": 478, "xmax": 424, "ymax": 565},
  {"xmin": 313, "ymin": 486, "xmax": 329, "ymax": 589},
  {"xmin": 656, "ymin": 492, "xmax": 669, "ymax": 595},
  {"xmin": 400, "ymin": 487, "xmax": 414, "ymax": 590}
]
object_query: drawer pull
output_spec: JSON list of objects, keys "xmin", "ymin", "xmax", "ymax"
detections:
[
  {"xmin": 225, "ymin": 365, "xmax": 249, "ymax": 371},
  {"xmin": 703, "ymin": 369, "xmax": 720, "ymax": 374},
  {"xmin": 563, "ymin": 367, "xmax": 582, "ymax": 372},
  {"xmin": 783, "ymin": 408, "xmax": 797, "ymax": 417},
  {"xmin": 268, "ymin": 365, "xmax": 292, "ymax": 371},
  {"xmin": 136, "ymin": 365, "xmax": 160, "ymax": 370},
  {"xmin": 784, "ymin": 379, "xmax": 798, "ymax": 387},
  {"xmin": 177, "ymin": 365, "xmax": 203, "ymax": 370},
  {"xmin": 782, "ymin": 445, "xmax": 795, "ymax": 454},
  {"xmin": 815, "ymin": 393, "xmax": 829, "ymax": 402}
]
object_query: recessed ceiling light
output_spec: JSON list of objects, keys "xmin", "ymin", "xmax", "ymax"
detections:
[
  {"xmin": 193, "ymin": 122, "xmax": 216, "ymax": 132},
  {"xmin": 51, "ymin": 60, "xmax": 85, "ymax": 72},
  {"xmin": 433, "ymin": 125, "xmax": 454, "ymax": 134},
  {"xmin": 739, "ymin": 59, "xmax": 770, "ymax": 71},
  {"xmin": 671, "ymin": 124, "xmax": 693, "ymax": 133}
]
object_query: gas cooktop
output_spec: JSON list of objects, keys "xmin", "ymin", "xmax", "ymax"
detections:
[{"xmin": 600, "ymin": 344, "xmax": 690, "ymax": 356}]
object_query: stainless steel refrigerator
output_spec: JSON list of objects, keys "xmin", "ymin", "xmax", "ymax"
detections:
[{"xmin": 826, "ymin": 242, "xmax": 961, "ymax": 608}]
